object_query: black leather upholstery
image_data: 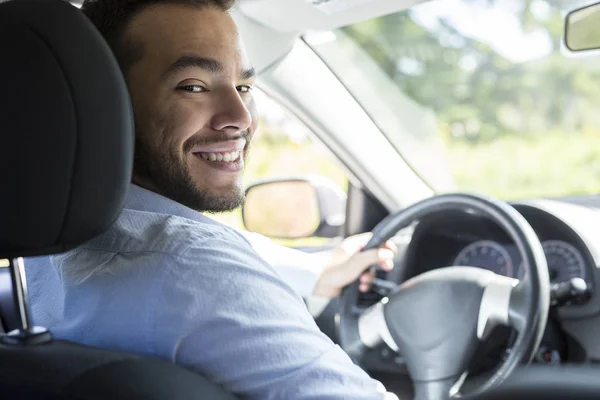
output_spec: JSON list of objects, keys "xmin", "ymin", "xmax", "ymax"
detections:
[
  {"xmin": 0, "ymin": 340, "xmax": 237, "ymax": 400},
  {"xmin": 0, "ymin": 0, "xmax": 236, "ymax": 398},
  {"xmin": 0, "ymin": 0, "xmax": 133, "ymax": 259}
]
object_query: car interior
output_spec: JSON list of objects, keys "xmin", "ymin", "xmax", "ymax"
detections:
[{"xmin": 3, "ymin": 0, "xmax": 600, "ymax": 399}]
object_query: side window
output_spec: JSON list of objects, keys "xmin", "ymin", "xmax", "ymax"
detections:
[{"xmin": 210, "ymin": 89, "xmax": 349, "ymax": 247}]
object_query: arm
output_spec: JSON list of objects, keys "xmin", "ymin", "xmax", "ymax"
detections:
[
  {"xmin": 238, "ymin": 229, "xmax": 326, "ymax": 297},
  {"xmin": 239, "ymin": 230, "xmax": 396, "ymax": 299},
  {"xmin": 153, "ymin": 236, "xmax": 397, "ymax": 400}
]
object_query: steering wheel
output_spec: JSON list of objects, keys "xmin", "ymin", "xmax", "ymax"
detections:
[{"xmin": 339, "ymin": 193, "xmax": 550, "ymax": 400}]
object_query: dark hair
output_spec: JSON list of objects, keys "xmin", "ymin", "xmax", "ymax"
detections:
[{"xmin": 81, "ymin": 0, "xmax": 235, "ymax": 75}]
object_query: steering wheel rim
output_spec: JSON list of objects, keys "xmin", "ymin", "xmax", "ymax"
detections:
[{"xmin": 339, "ymin": 193, "xmax": 550, "ymax": 399}]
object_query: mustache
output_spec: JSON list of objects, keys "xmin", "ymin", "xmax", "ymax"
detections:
[{"xmin": 183, "ymin": 131, "xmax": 250, "ymax": 153}]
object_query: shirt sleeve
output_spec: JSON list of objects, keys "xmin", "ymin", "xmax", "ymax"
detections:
[
  {"xmin": 25, "ymin": 256, "xmax": 64, "ymax": 328},
  {"xmin": 152, "ymin": 234, "xmax": 396, "ymax": 400},
  {"xmin": 236, "ymin": 229, "xmax": 327, "ymax": 298}
]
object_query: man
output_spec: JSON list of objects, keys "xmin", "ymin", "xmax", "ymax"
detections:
[{"xmin": 27, "ymin": 0, "xmax": 398, "ymax": 398}]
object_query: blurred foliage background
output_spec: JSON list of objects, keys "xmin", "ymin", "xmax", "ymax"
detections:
[{"xmin": 340, "ymin": 0, "xmax": 600, "ymax": 199}]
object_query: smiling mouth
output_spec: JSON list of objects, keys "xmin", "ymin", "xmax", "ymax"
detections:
[{"xmin": 195, "ymin": 150, "xmax": 242, "ymax": 163}]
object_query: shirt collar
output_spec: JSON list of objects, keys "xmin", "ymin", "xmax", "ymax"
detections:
[{"xmin": 124, "ymin": 184, "xmax": 221, "ymax": 226}]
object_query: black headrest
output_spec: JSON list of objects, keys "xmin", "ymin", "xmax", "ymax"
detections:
[{"xmin": 0, "ymin": 0, "xmax": 133, "ymax": 259}]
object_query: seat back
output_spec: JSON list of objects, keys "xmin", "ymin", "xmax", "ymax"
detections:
[
  {"xmin": 0, "ymin": 1, "xmax": 235, "ymax": 398},
  {"xmin": 0, "ymin": 340, "xmax": 237, "ymax": 400}
]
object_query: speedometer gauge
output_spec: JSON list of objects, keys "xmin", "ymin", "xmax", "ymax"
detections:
[
  {"xmin": 453, "ymin": 240, "xmax": 514, "ymax": 277},
  {"xmin": 542, "ymin": 240, "xmax": 586, "ymax": 283}
]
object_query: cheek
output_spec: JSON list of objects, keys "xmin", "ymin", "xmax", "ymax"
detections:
[
  {"xmin": 168, "ymin": 101, "xmax": 216, "ymax": 160},
  {"xmin": 129, "ymin": 85, "xmax": 170, "ymax": 149},
  {"xmin": 127, "ymin": 73, "xmax": 205, "ymax": 153},
  {"xmin": 148, "ymin": 101, "xmax": 203, "ymax": 155}
]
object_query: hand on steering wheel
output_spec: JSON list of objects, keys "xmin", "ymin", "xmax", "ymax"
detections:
[
  {"xmin": 338, "ymin": 193, "xmax": 550, "ymax": 400},
  {"xmin": 312, "ymin": 233, "xmax": 397, "ymax": 298}
]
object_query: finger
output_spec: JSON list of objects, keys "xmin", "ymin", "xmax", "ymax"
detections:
[
  {"xmin": 378, "ymin": 248, "xmax": 396, "ymax": 262},
  {"xmin": 379, "ymin": 258, "xmax": 394, "ymax": 271},
  {"xmin": 360, "ymin": 271, "xmax": 375, "ymax": 283},
  {"xmin": 359, "ymin": 282, "xmax": 370, "ymax": 292},
  {"xmin": 346, "ymin": 249, "xmax": 384, "ymax": 276},
  {"xmin": 375, "ymin": 249, "xmax": 395, "ymax": 271},
  {"xmin": 383, "ymin": 240, "xmax": 398, "ymax": 254}
]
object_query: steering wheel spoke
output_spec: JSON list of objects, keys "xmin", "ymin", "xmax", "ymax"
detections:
[
  {"xmin": 358, "ymin": 300, "xmax": 398, "ymax": 351},
  {"xmin": 477, "ymin": 276, "xmax": 520, "ymax": 341}
]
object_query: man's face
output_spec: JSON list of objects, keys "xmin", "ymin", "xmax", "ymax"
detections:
[{"xmin": 124, "ymin": 4, "xmax": 257, "ymax": 212}]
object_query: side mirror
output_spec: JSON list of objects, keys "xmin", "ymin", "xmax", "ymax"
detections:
[
  {"xmin": 565, "ymin": 2, "xmax": 600, "ymax": 52},
  {"xmin": 242, "ymin": 176, "xmax": 346, "ymax": 239}
]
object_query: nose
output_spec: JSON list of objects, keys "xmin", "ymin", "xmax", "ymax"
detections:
[{"xmin": 210, "ymin": 88, "xmax": 253, "ymax": 133}]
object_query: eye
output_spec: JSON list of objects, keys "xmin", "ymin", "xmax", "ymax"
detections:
[
  {"xmin": 237, "ymin": 85, "xmax": 253, "ymax": 93},
  {"xmin": 178, "ymin": 85, "xmax": 207, "ymax": 93}
]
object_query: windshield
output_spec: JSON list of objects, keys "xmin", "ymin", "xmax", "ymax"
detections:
[{"xmin": 306, "ymin": 0, "xmax": 600, "ymax": 200}]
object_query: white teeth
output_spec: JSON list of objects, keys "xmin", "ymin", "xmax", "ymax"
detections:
[{"xmin": 199, "ymin": 150, "xmax": 242, "ymax": 162}]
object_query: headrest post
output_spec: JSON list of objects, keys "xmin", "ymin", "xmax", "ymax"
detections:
[
  {"xmin": 0, "ymin": 258, "xmax": 52, "ymax": 346},
  {"xmin": 9, "ymin": 257, "xmax": 31, "ymax": 331}
]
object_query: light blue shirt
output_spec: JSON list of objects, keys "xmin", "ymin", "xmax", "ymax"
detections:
[{"xmin": 26, "ymin": 184, "xmax": 392, "ymax": 400}]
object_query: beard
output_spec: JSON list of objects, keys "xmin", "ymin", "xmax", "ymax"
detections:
[{"xmin": 133, "ymin": 132, "xmax": 249, "ymax": 213}]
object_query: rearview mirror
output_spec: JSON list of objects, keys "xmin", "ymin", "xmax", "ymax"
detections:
[
  {"xmin": 565, "ymin": 2, "xmax": 600, "ymax": 52},
  {"xmin": 242, "ymin": 176, "xmax": 346, "ymax": 239}
]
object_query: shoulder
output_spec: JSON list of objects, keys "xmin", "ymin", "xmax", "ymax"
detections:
[
  {"xmin": 52, "ymin": 207, "xmax": 268, "ymax": 288},
  {"xmin": 72, "ymin": 206, "xmax": 289, "ymax": 296},
  {"xmin": 167, "ymin": 231, "xmax": 287, "ymax": 293},
  {"xmin": 81, "ymin": 208, "xmax": 253, "ymax": 257}
]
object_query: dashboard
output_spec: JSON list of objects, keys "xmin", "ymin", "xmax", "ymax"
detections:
[
  {"xmin": 402, "ymin": 201, "xmax": 598, "ymax": 298},
  {"xmin": 453, "ymin": 239, "xmax": 586, "ymax": 283}
]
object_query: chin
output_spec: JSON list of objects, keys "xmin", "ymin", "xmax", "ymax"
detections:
[
  {"xmin": 194, "ymin": 178, "xmax": 243, "ymax": 196},
  {"xmin": 197, "ymin": 176, "xmax": 240, "ymax": 192},
  {"xmin": 212, "ymin": 185, "xmax": 244, "ymax": 200}
]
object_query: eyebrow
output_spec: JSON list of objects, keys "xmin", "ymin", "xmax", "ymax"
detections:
[
  {"xmin": 164, "ymin": 55, "xmax": 256, "ymax": 80},
  {"xmin": 241, "ymin": 67, "xmax": 256, "ymax": 81}
]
